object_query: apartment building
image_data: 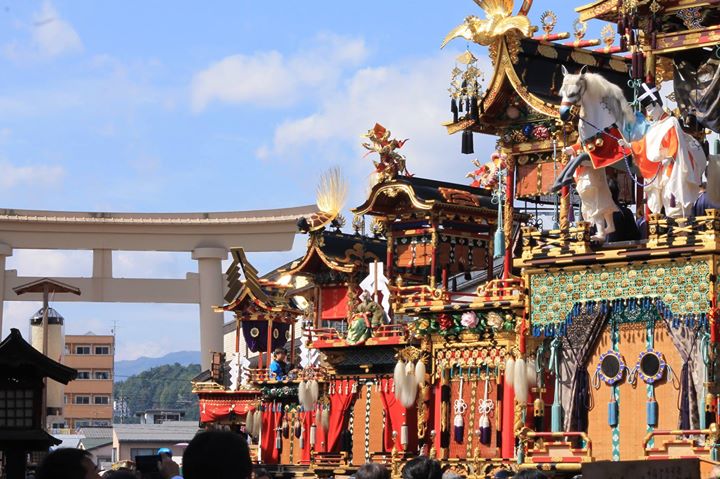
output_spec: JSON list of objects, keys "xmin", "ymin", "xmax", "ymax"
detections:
[{"xmin": 63, "ymin": 333, "xmax": 114, "ymax": 429}]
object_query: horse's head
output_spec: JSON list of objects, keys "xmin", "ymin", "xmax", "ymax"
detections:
[{"xmin": 558, "ymin": 65, "xmax": 588, "ymax": 121}]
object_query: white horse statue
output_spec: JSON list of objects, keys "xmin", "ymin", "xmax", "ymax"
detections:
[
  {"xmin": 552, "ymin": 66, "xmax": 707, "ymax": 239},
  {"xmin": 552, "ymin": 65, "xmax": 636, "ymax": 240}
]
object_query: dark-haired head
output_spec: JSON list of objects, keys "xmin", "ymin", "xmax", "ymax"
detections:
[
  {"xmin": 401, "ymin": 457, "xmax": 442, "ymax": 479},
  {"xmin": 356, "ymin": 463, "xmax": 391, "ymax": 479},
  {"xmin": 102, "ymin": 471, "xmax": 137, "ymax": 479},
  {"xmin": 37, "ymin": 448, "xmax": 97, "ymax": 479},
  {"xmin": 183, "ymin": 430, "xmax": 252, "ymax": 479},
  {"xmin": 515, "ymin": 471, "xmax": 548, "ymax": 479},
  {"xmin": 254, "ymin": 467, "xmax": 272, "ymax": 479}
]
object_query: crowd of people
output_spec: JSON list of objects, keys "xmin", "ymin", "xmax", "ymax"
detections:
[{"xmin": 33, "ymin": 430, "xmax": 560, "ymax": 479}]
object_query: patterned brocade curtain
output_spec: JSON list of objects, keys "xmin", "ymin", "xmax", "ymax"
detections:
[
  {"xmin": 660, "ymin": 315, "xmax": 701, "ymax": 429},
  {"xmin": 558, "ymin": 306, "xmax": 609, "ymax": 432}
]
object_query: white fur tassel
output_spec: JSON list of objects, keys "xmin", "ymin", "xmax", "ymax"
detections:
[
  {"xmin": 514, "ymin": 357, "xmax": 529, "ymax": 404},
  {"xmin": 254, "ymin": 410, "xmax": 262, "ymax": 437},
  {"xmin": 402, "ymin": 371, "xmax": 418, "ymax": 408},
  {"xmin": 299, "ymin": 380, "xmax": 308, "ymax": 410},
  {"xmin": 246, "ymin": 412, "xmax": 255, "ymax": 436},
  {"xmin": 505, "ymin": 357, "xmax": 515, "ymax": 388},
  {"xmin": 415, "ymin": 361, "xmax": 426, "ymax": 387},
  {"xmin": 309, "ymin": 380, "xmax": 320, "ymax": 407},
  {"xmin": 394, "ymin": 360, "xmax": 406, "ymax": 402},
  {"xmin": 526, "ymin": 358, "xmax": 537, "ymax": 388},
  {"xmin": 394, "ymin": 360, "xmax": 406, "ymax": 388},
  {"xmin": 321, "ymin": 406, "xmax": 330, "ymax": 432}
]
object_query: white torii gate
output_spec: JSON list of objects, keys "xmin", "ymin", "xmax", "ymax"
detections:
[{"xmin": 0, "ymin": 205, "xmax": 315, "ymax": 369}]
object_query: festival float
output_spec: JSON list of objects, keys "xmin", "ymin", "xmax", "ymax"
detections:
[{"xmin": 194, "ymin": 0, "xmax": 720, "ymax": 476}]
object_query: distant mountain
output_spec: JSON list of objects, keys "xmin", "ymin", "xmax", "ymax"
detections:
[{"xmin": 115, "ymin": 351, "xmax": 200, "ymax": 381}]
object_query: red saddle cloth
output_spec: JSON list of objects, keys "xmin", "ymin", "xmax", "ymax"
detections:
[{"xmin": 572, "ymin": 126, "xmax": 627, "ymax": 169}]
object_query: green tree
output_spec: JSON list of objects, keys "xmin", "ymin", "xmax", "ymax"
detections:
[{"xmin": 114, "ymin": 363, "xmax": 200, "ymax": 423}]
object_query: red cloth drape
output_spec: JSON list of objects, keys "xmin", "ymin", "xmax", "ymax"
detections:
[
  {"xmin": 378, "ymin": 378, "xmax": 417, "ymax": 452},
  {"xmin": 199, "ymin": 397, "xmax": 253, "ymax": 423},
  {"xmin": 327, "ymin": 379, "xmax": 356, "ymax": 452},
  {"xmin": 260, "ymin": 402, "xmax": 283, "ymax": 464},
  {"xmin": 299, "ymin": 407, "xmax": 328, "ymax": 462}
]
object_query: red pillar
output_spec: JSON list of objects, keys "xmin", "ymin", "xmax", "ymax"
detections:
[{"xmin": 501, "ymin": 373, "xmax": 515, "ymax": 458}]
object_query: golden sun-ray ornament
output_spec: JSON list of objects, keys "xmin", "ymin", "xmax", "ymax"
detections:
[
  {"xmin": 298, "ymin": 168, "xmax": 348, "ymax": 233},
  {"xmin": 441, "ymin": 0, "xmax": 535, "ymax": 48}
]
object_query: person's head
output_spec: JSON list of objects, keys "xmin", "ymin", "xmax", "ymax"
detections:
[
  {"xmin": 102, "ymin": 471, "xmax": 137, "ymax": 479},
  {"xmin": 514, "ymin": 471, "xmax": 547, "ymax": 479},
  {"xmin": 493, "ymin": 470, "xmax": 514, "ymax": 479},
  {"xmin": 253, "ymin": 467, "xmax": 271, "ymax": 479},
  {"xmin": 401, "ymin": 457, "xmax": 442, "ymax": 479},
  {"xmin": 639, "ymin": 83, "xmax": 664, "ymax": 121},
  {"xmin": 442, "ymin": 470, "xmax": 464, "ymax": 479},
  {"xmin": 607, "ymin": 178, "xmax": 620, "ymax": 205},
  {"xmin": 183, "ymin": 430, "xmax": 252, "ymax": 479},
  {"xmin": 356, "ymin": 463, "xmax": 391, "ymax": 479},
  {"xmin": 273, "ymin": 348, "xmax": 287, "ymax": 361},
  {"xmin": 37, "ymin": 448, "xmax": 100, "ymax": 479}
]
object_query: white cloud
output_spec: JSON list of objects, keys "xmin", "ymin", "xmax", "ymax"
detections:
[
  {"xmin": 7, "ymin": 249, "xmax": 92, "ymax": 277},
  {"xmin": 3, "ymin": 1, "xmax": 83, "ymax": 61},
  {"xmin": 32, "ymin": 2, "xmax": 83, "ymax": 57},
  {"xmin": 0, "ymin": 161, "xmax": 65, "ymax": 189},
  {"xmin": 190, "ymin": 33, "xmax": 368, "ymax": 111},
  {"xmin": 258, "ymin": 51, "xmax": 497, "ymax": 200},
  {"xmin": 113, "ymin": 251, "xmax": 195, "ymax": 279}
]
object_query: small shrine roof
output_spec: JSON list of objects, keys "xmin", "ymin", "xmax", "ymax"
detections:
[
  {"xmin": 217, "ymin": 248, "xmax": 300, "ymax": 321},
  {"xmin": 0, "ymin": 328, "xmax": 77, "ymax": 383},
  {"xmin": 284, "ymin": 230, "xmax": 386, "ymax": 276},
  {"xmin": 352, "ymin": 175, "xmax": 497, "ymax": 218}
]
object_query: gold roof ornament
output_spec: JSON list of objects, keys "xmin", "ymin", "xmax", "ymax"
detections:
[
  {"xmin": 573, "ymin": 18, "xmax": 588, "ymax": 41},
  {"xmin": 601, "ymin": 24, "xmax": 616, "ymax": 48},
  {"xmin": 441, "ymin": 0, "xmax": 536, "ymax": 49},
  {"xmin": 540, "ymin": 10, "xmax": 557, "ymax": 36},
  {"xmin": 297, "ymin": 168, "xmax": 348, "ymax": 233}
]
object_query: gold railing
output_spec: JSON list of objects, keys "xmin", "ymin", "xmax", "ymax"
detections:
[
  {"xmin": 518, "ymin": 430, "xmax": 593, "ymax": 471},
  {"xmin": 648, "ymin": 210, "xmax": 720, "ymax": 248},
  {"xmin": 643, "ymin": 426, "xmax": 719, "ymax": 460},
  {"xmin": 520, "ymin": 223, "xmax": 592, "ymax": 260}
]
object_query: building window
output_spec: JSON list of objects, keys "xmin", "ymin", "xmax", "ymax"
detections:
[
  {"xmin": 94, "ymin": 371, "xmax": 110, "ymax": 380},
  {"xmin": 130, "ymin": 448, "xmax": 156, "ymax": 460},
  {"xmin": 93, "ymin": 420, "xmax": 111, "ymax": 427},
  {"xmin": 75, "ymin": 420, "xmax": 93, "ymax": 428},
  {"xmin": 94, "ymin": 346, "xmax": 110, "ymax": 355},
  {"xmin": 64, "ymin": 395, "xmax": 68, "ymax": 404},
  {"xmin": 74, "ymin": 396, "xmax": 90, "ymax": 405},
  {"xmin": 77, "ymin": 371, "xmax": 91, "ymax": 380},
  {"xmin": 0, "ymin": 389, "xmax": 34, "ymax": 429},
  {"xmin": 94, "ymin": 396, "xmax": 110, "ymax": 405},
  {"xmin": 75, "ymin": 346, "xmax": 91, "ymax": 355}
]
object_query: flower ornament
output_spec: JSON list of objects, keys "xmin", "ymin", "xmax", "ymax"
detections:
[
  {"xmin": 438, "ymin": 314, "xmax": 454, "ymax": 331},
  {"xmin": 487, "ymin": 311, "xmax": 504, "ymax": 330},
  {"xmin": 532, "ymin": 125, "xmax": 550, "ymax": 140},
  {"xmin": 461, "ymin": 311, "xmax": 479, "ymax": 328}
]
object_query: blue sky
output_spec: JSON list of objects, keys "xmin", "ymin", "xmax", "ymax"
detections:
[{"xmin": 0, "ymin": 1, "xmax": 613, "ymax": 360}]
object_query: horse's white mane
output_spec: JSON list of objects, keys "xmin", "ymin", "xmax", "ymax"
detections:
[{"xmin": 579, "ymin": 72, "xmax": 634, "ymax": 126}]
